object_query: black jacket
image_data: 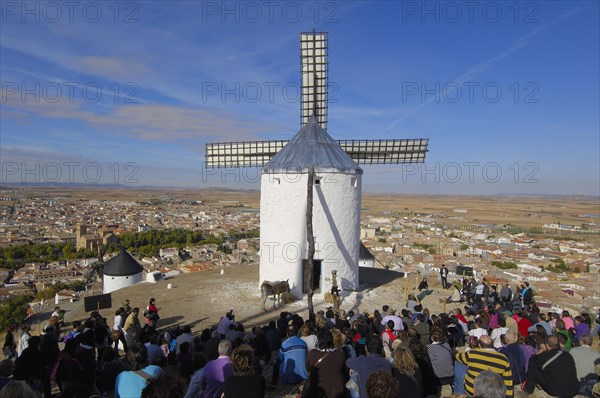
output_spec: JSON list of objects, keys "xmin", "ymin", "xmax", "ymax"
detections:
[{"xmin": 523, "ymin": 348, "xmax": 578, "ymax": 397}]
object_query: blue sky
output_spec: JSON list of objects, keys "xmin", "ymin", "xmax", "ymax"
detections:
[{"xmin": 1, "ymin": 1, "xmax": 598, "ymax": 195}]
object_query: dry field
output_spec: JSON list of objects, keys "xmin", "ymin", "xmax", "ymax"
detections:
[
  {"xmin": 361, "ymin": 193, "xmax": 599, "ymax": 229},
  {"xmin": 11, "ymin": 187, "xmax": 600, "ymax": 230}
]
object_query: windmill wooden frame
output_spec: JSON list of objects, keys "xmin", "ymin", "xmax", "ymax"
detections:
[{"xmin": 205, "ymin": 31, "xmax": 429, "ymax": 170}]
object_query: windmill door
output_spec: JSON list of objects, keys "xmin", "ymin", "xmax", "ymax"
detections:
[{"xmin": 303, "ymin": 259, "xmax": 322, "ymax": 293}]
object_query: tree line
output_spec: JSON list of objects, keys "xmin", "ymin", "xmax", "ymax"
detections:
[{"xmin": 0, "ymin": 228, "xmax": 260, "ymax": 269}]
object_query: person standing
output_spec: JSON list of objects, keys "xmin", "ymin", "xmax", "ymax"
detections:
[
  {"xmin": 40, "ymin": 326, "xmax": 60, "ymax": 398},
  {"xmin": 145, "ymin": 298, "xmax": 160, "ymax": 329},
  {"xmin": 112, "ymin": 307, "xmax": 128, "ymax": 352},
  {"xmin": 16, "ymin": 325, "xmax": 31, "ymax": 357},
  {"xmin": 123, "ymin": 307, "xmax": 141, "ymax": 347},
  {"xmin": 499, "ymin": 284, "xmax": 512, "ymax": 309},
  {"xmin": 521, "ymin": 282, "xmax": 534, "ymax": 310},
  {"xmin": 2, "ymin": 325, "xmax": 17, "ymax": 360},
  {"xmin": 440, "ymin": 264, "xmax": 449, "ymax": 289}
]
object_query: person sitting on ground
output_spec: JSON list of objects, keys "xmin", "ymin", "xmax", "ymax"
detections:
[
  {"xmin": 456, "ymin": 335, "xmax": 514, "ymax": 397},
  {"xmin": 251, "ymin": 326, "xmax": 271, "ymax": 364},
  {"xmin": 175, "ymin": 325, "xmax": 194, "ymax": 355},
  {"xmin": 97, "ymin": 348, "xmax": 123, "ymax": 396},
  {"xmin": 0, "ymin": 380, "xmax": 38, "ymax": 398},
  {"xmin": 491, "ymin": 317, "xmax": 509, "ymax": 349},
  {"xmin": 520, "ymin": 336, "xmax": 537, "ymax": 372},
  {"xmin": 515, "ymin": 310, "xmax": 532, "ymax": 338},
  {"xmin": 346, "ymin": 334, "xmax": 391, "ymax": 398},
  {"xmin": 146, "ymin": 334, "xmax": 163, "ymax": 366},
  {"xmin": 417, "ymin": 282, "xmax": 434, "ymax": 302},
  {"xmin": 446, "ymin": 283, "xmax": 463, "ymax": 303},
  {"xmin": 408, "ymin": 337, "xmax": 438, "ymax": 397},
  {"xmin": 381, "ymin": 308, "xmax": 403, "ymax": 332},
  {"xmin": 0, "ymin": 359, "xmax": 14, "ymax": 390},
  {"xmin": 203, "ymin": 330, "xmax": 221, "ymax": 362},
  {"xmin": 303, "ymin": 329, "xmax": 346, "ymax": 398},
  {"xmin": 335, "ymin": 310, "xmax": 351, "ymax": 331},
  {"xmin": 217, "ymin": 311, "xmax": 235, "ymax": 338},
  {"xmin": 568, "ymin": 334, "xmax": 600, "ymax": 381},
  {"xmin": 272, "ymin": 325, "xmax": 307, "ymax": 385},
  {"xmin": 13, "ymin": 335, "xmax": 43, "ymax": 389},
  {"xmin": 366, "ymin": 369, "xmax": 400, "ymax": 398},
  {"xmin": 554, "ymin": 318, "xmax": 572, "ymax": 351},
  {"xmin": 141, "ymin": 373, "xmax": 188, "ymax": 398},
  {"xmin": 561, "ymin": 310, "xmax": 575, "ymax": 331},
  {"xmin": 573, "ymin": 316, "xmax": 591, "ymax": 342},
  {"xmin": 406, "ymin": 294, "xmax": 421, "ymax": 313},
  {"xmin": 299, "ymin": 323, "xmax": 317, "ymax": 353},
  {"xmin": 392, "ymin": 347, "xmax": 423, "ymax": 398},
  {"xmin": 498, "ymin": 329, "xmax": 526, "ymax": 385},
  {"xmin": 177, "ymin": 341, "xmax": 194, "ymax": 379},
  {"xmin": 199, "ymin": 340, "xmax": 234, "ymax": 398},
  {"xmin": 468, "ymin": 317, "xmax": 489, "ymax": 339},
  {"xmin": 522, "ymin": 335, "xmax": 579, "ymax": 397},
  {"xmin": 426, "ymin": 328, "xmax": 455, "ymax": 393},
  {"xmin": 265, "ymin": 321, "xmax": 281, "ymax": 352},
  {"xmin": 527, "ymin": 313, "xmax": 553, "ymax": 336},
  {"xmin": 115, "ymin": 343, "xmax": 163, "ymax": 398},
  {"xmin": 183, "ymin": 353, "xmax": 207, "ymax": 398},
  {"xmin": 221, "ymin": 344, "xmax": 265, "ymax": 398},
  {"xmin": 474, "ymin": 370, "xmax": 506, "ymax": 398},
  {"xmin": 381, "ymin": 320, "xmax": 397, "ymax": 359},
  {"xmin": 413, "ymin": 313, "xmax": 431, "ymax": 346}
]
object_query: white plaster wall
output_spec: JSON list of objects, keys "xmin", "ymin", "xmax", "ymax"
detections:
[
  {"xmin": 359, "ymin": 259, "xmax": 375, "ymax": 268},
  {"xmin": 260, "ymin": 171, "xmax": 361, "ymax": 297},
  {"xmin": 103, "ymin": 273, "xmax": 143, "ymax": 294}
]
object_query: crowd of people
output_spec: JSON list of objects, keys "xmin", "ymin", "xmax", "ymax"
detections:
[{"xmin": 0, "ymin": 282, "xmax": 599, "ymax": 398}]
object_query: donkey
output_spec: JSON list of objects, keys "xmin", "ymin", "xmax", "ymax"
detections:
[{"xmin": 261, "ymin": 280, "xmax": 290, "ymax": 310}]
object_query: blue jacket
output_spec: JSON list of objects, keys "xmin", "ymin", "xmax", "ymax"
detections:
[
  {"xmin": 499, "ymin": 343, "xmax": 526, "ymax": 383},
  {"xmin": 277, "ymin": 336, "xmax": 307, "ymax": 384}
]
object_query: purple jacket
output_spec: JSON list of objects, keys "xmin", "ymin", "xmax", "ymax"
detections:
[
  {"xmin": 200, "ymin": 356, "xmax": 233, "ymax": 398},
  {"xmin": 574, "ymin": 322, "xmax": 590, "ymax": 341}
]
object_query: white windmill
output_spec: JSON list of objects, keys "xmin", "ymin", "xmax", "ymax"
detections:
[{"xmin": 205, "ymin": 32, "xmax": 429, "ymax": 302}]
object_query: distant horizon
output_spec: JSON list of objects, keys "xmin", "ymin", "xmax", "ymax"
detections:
[
  {"xmin": 1, "ymin": 2, "xmax": 598, "ymax": 195},
  {"xmin": 1, "ymin": 181, "xmax": 599, "ymax": 200}
]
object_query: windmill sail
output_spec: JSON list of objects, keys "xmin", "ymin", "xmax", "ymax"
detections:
[
  {"xmin": 205, "ymin": 138, "xmax": 428, "ymax": 168},
  {"xmin": 300, "ymin": 32, "xmax": 328, "ymax": 130}
]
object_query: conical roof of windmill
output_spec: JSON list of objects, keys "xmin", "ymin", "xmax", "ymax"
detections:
[
  {"xmin": 103, "ymin": 248, "xmax": 144, "ymax": 276},
  {"xmin": 262, "ymin": 115, "xmax": 363, "ymax": 174}
]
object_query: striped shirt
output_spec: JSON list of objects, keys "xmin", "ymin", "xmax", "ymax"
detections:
[{"xmin": 456, "ymin": 348, "xmax": 513, "ymax": 397}]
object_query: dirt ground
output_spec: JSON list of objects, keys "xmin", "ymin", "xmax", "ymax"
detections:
[{"xmin": 33, "ymin": 264, "xmax": 452, "ymax": 336}]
